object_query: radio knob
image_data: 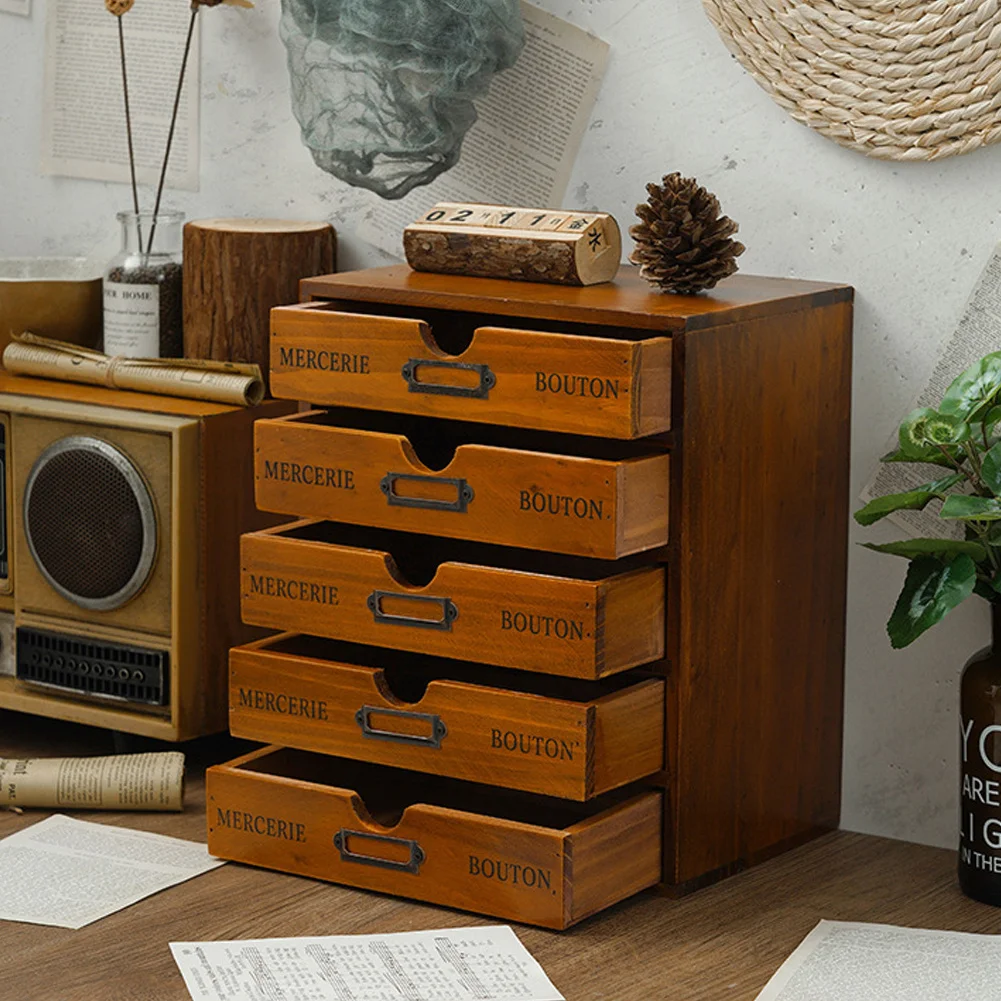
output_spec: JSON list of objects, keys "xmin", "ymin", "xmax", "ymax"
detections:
[
  {"xmin": 117, "ymin": 667, "xmax": 130, "ymax": 680},
  {"xmin": 78, "ymin": 662, "xmax": 89, "ymax": 674},
  {"xmin": 132, "ymin": 670, "xmax": 145, "ymax": 683}
]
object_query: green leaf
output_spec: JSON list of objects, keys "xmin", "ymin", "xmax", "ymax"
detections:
[
  {"xmin": 925, "ymin": 413, "xmax": 971, "ymax": 445},
  {"xmin": 983, "ymin": 441, "xmax": 1001, "ymax": 496},
  {"xmin": 940, "ymin": 495, "xmax": 1001, "ymax": 521},
  {"xmin": 863, "ymin": 538, "xmax": 987, "ymax": 561},
  {"xmin": 889, "ymin": 409, "xmax": 965, "ymax": 465},
  {"xmin": 940, "ymin": 352, "xmax": 1001, "ymax": 421},
  {"xmin": 880, "ymin": 447, "xmax": 959, "ymax": 469},
  {"xmin": 854, "ymin": 474, "xmax": 964, "ymax": 526},
  {"xmin": 983, "ymin": 405, "xmax": 1001, "ymax": 438},
  {"xmin": 898, "ymin": 408, "xmax": 940, "ymax": 457},
  {"xmin": 884, "ymin": 448, "xmax": 960, "ymax": 466},
  {"xmin": 887, "ymin": 554, "xmax": 977, "ymax": 648}
]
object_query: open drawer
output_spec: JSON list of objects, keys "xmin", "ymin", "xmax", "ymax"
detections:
[
  {"xmin": 254, "ymin": 409, "xmax": 670, "ymax": 559},
  {"xmin": 269, "ymin": 304, "xmax": 672, "ymax": 439},
  {"xmin": 206, "ymin": 747, "xmax": 662, "ymax": 929},
  {"xmin": 240, "ymin": 522, "xmax": 665, "ymax": 679},
  {"xmin": 229, "ymin": 634, "xmax": 665, "ymax": 800}
]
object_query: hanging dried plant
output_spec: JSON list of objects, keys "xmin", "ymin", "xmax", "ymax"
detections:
[
  {"xmin": 106, "ymin": 0, "xmax": 141, "ymax": 249},
  {"xmin": 145, "ymin": 0, "xmax": 255, "ymax": 254},
  {"xmin": 108, "ymin": 0, "xmax": 254, "ymax": 257}
]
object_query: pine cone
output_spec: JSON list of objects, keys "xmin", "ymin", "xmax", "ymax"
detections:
[{"xmin": 629, "ymin": 173, "xmax": 745, "ymax": 295}]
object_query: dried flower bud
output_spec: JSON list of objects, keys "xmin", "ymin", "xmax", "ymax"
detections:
[{"xmin": 105, "ymin": 0, "xmax": 134, "ymax": 15}]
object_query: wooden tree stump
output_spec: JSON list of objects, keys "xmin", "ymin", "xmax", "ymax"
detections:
[{"xmin": 183, "ymin": 219, "xmax": 336, "ymax": 387}]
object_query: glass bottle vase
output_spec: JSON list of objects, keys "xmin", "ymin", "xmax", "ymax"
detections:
[
  {"xmin": 102, "ymin": 209, "xmax": 184, "ymax": 358},
  {"xmin": 959, "ymin": 600, "xmax": 1001, "ymax": 904}
]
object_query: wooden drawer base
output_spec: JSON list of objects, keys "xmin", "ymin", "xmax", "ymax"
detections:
[{"xmin": 206, "ymin": 747, "xmax": 663, "ymax": 930}]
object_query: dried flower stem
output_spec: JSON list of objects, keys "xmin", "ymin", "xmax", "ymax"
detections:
[
  {"xmin": 117, "ymin": 16, "xmax": 143, "ymax": 253},
  {"xmin": 145, "ymin": 6, "xmax": 198, "ymax": 256}
]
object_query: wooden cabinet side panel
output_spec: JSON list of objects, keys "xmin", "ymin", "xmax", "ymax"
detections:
[
  {"xmin": 567, "ymin": 792, "xmax": 662, "ymax": 924},
  {"xmin": 671, "ymin": 300, "xmax": 851, "ymax": 884}
]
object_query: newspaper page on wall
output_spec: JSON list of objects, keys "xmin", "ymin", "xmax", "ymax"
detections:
[
  {"xmin": 860, "ymin": 244, "xmax": 1001, "ymax": 539},
  {"xmin": 41, "ymin": 0, "xmax": 200, "ymax": 190},
  {"xmin": 357, "ymin": 2, "xmax": 609, "ymax": 257},
  {"xmin": 0, "ymin": 0, "xmax": 31, "ymax": 16}
]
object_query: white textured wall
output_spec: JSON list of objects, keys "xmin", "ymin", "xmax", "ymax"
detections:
[{"xmin": 1, "ymin": 0, "xmax": 996, "ymax": 849}]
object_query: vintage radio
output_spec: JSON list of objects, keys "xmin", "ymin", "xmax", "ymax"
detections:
[{"xmin": 0, "ymin": 373, "xmax": 293, "ymax": 740}]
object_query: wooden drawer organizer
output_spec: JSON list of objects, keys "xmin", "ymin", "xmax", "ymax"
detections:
[{"xmin": 208, "ymin": 264, "xmax": 853, "ymax": 928}]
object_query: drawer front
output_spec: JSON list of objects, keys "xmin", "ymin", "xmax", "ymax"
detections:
[
  {"xmin": 206, "ymin": 747, "xmax": 663, "ymax": 930},
  {"xmin": 229, "ymin": 635, "xmax": 665, "ymax": 800},
  {"xmin": 254, "ymin": 413, "xmax": 670, "ymax": 559},
  {"xmin": 240, "ymin": 523, "xmax": 665, "ymax": 679},
  {"xmin": 270, "ymin": 305, "xmax": 672, "ymax": 439}
]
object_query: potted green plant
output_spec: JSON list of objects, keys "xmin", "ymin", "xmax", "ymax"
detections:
[{"xmin": 856, "ymin": 349, "xmax": 1001, "ymax": 907}]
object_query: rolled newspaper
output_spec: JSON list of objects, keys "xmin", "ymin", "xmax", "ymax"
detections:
[
  {"xmin": 2, "ymin": 332, "xmax": 264, "ymax": 407},
  {"xmin": 0, "ymin": 751, "xmax": 185, "ymax": 811}
]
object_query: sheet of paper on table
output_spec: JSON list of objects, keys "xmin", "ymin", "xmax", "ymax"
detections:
[
  {"xmin": 757, "ymin": 920, "xmax": 1001, "ymax": 1000},
  {"xmin": 170, "ymin": 925, "xmax": 565, "ymax": 1001},
  {"xmin": 357, "ymin": 1, "xmax": 609, "ymax": 258},
  {"xmin": 0, "ymin": 813, "xmax": 224, "ymax": 929}
]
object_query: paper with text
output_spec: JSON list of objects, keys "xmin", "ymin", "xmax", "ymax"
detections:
[
  {"xmin": 757, "ymin": 920, "xmax": 1001, "ymax": 1000},
  {"xmin": 0, "ymin": 0, "xmax": 30, "ymax": 16},
  {"xmin": 41, "ymin": 0, "xmax": 200, "ymax": 190},
  {"xmin": 860, "ymin": 244, "xmax": 1001, "ymax": 539},
  {"xmin": 357, "ymin": 2, "xmax": 609, "ymax": 257},
  {"xmin": 0, "ymin": 814, "xmax": 224, "ymax": 928},
  {"xmin": 0, "ymin": 751, "xmax": 184, "ymax": 811},
  {"xmin": 171, "ymin": 925, "xmax": 565, "ymax": 1001}
]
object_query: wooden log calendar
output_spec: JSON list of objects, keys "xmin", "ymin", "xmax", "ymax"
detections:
[{"xmin": 403, "ymin": 202, "xmax": 622, "ymax": 286}]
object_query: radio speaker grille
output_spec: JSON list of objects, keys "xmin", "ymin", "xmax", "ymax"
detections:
[{"xmin": 23, "ymin": 437, "xmax": 157, "ymax": 611}]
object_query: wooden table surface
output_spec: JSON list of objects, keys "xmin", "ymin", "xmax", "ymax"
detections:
[{"xmin": 1, "ymin": 708, "xmax": 999, "ymax": 1001}]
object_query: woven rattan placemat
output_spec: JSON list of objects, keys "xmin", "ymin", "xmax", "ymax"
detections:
[{"xmin": 702, "ymin": 0, "xmax": 1001, "ymax": 162}]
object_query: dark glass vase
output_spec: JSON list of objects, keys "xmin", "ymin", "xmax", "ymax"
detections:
[{"xmin": 959, "ymin": 600, "xmax": 1001, "ymax": 904}]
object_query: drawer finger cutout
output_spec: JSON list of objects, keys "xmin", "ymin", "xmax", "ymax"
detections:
[
  {"xmin": 270, "ymin": 304, "xmax": 672, "ymax": 439},
  {"xmin": 240, "ymin": 522, "xmax": 666, "ymax": 678},
  {"xmin": 230, "ymin": 634, "xmax": 665, "ymax": 800},
  {"xmin": 254, "ymin": 409, "xmax": 670, "ymax": 559},
  {"xmin": 207, "ymin": 748, "xmax": 663, "ymax": 930}
]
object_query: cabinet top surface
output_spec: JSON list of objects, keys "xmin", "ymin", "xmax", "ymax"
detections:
[{"xmin": 301, "ymin": 264, "xmax": 853, "ymax": 331}]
